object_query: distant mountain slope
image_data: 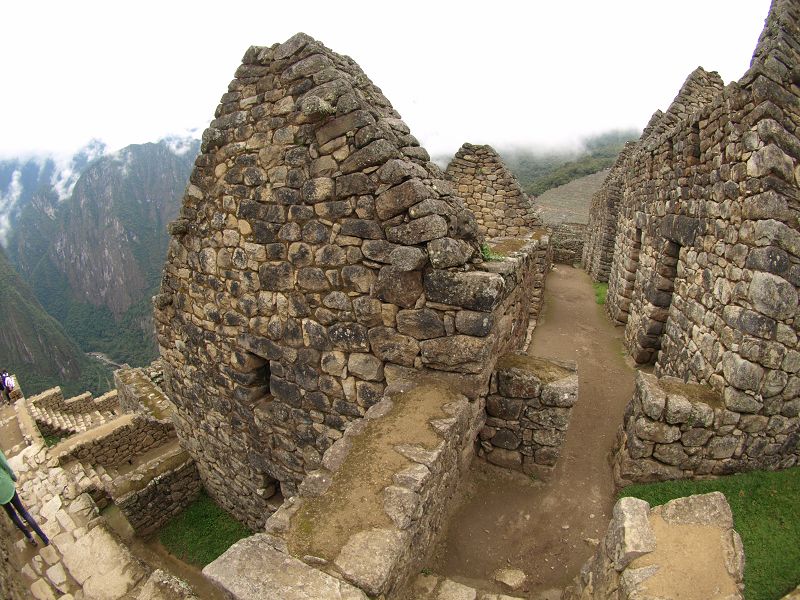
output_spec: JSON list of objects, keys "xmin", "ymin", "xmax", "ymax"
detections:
[
  {"xmin": 0, "ymin": 247, "xmax": 112, "ymax": 397},
  {"xmin": 6, "ymin": 138, "xmax": 199, "ymax": 367},
  {"xmin": 536, "ymin": 169, "xmax": 609, "ymax": 225},
  {"xmin": 500, "ymin": 130, "xmax": 638, "ymax": 197}
]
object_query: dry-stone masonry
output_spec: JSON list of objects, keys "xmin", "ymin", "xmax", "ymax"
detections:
[
  {"xmin": 154, "ymin": 32, "xmax": 552, "ymax": 530},
  {"xmin": 446, "ymin": 143, "xmax": 541, "ymax": 238},
  {"xmin": 480, "ymin": 353, "xmax": 578, "ymax": 476},
  {"xmin": 613, "ymin": 371, "xmax": 797, "ymax": 484},
  {"xmin": 551, "ymin": 222, "xmax": 588, "ymax": 265},
  {"xmin": 27, "ymin": 387, "xmax": 119, "ymax": 438},
  {"xmin": 205, "ymin": 377, "xmax": 484, "ymax": 599},
  {"xmin": 583, "ymin": 0, "xmax": 800, "ymax": 477},
  {"xmin": 562, "ymin": 492, "xmax": 745, "ymax": 600}
]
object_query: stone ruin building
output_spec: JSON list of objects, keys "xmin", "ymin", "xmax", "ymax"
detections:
[
  {"xmin": 583, "ymin": 0, "xmax": 800, "ymax": 484},
  {"xmin": 1, "ymin": 2, "xmax": 799, "ymax": 599},
  {"xmin": 445, "ymin": 143, "xmax": 541, "ymax": 238}
]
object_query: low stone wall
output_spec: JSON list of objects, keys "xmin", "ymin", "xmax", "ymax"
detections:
[
  {"xmin": 114, "ymin": 364, "xmax": 173, "ymax": 421},
  {"xmin": 115, "ymin": 456, "xmax": 202, "ymax": 537},
  {"xmin": 612, "ymin": 372, "xmax": 799, "ymax": 486},
  {"xmin": 480, "ymin": 354, "xmax": 578, "ymax": 476},
  {"xmin": 563, "ymin": 492, "xmax": 744, "ymax": 599},
  {"xmin": 205, "ymin": 377, "xmax": 483, "ymax": 599},
  {"xmin": 57, "ymin": 416, "xmax": 176, "ymax": 469},
  {"xmin": 27, "ymin": 387, "xmax": 119, "ymax": 414},
  {"xmin": 382, "ymin": 233, "xmax": 550, "ymax": 402},
  {"xmin": 550, "ymin": 222, "xmax": 586, "ymax": 265}
]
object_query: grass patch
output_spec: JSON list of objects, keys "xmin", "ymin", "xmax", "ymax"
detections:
[
  {"xmin": 480, "ymin": 243, "xmax": 505, "ymax": 261},
  {"xmin": 158, "ymin": 491, "xmax": 252, "ymax": 567},
  {"xmin": 42, "ymin": 433, "xmax": 64, "ymax": 447},
  {"xmin": 619, "ymin": 467, "xmax": 800, "ymax": 600},
  {"xmin": 592, "ymin": 282, "xmax": 608, "ymax": 305}
]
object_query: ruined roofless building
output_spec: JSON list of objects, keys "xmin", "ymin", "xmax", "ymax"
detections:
[
  {"xmin": 446, "ymin": 143, "xmax": 541, "ymax": 238},
  {"xmin": 152, "ymin": 33, "xmax": 545, "ymax": 529},
  {"xmin": 584, "ymin": 0, "xmax": 800, "ymax": 478}
]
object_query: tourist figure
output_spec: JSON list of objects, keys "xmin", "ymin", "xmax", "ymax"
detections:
[
  {"xmin": 0, "ymin": 449, "xmax": 49, "ymax": 546},
  {"xmin": 0, "ymin": 370, "xmax": 8, "ymax": 404}
]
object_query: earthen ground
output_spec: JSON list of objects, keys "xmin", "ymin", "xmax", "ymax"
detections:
[{"xmin": 429, "ymin": 265, "xmax": 637, "ymax": 598}]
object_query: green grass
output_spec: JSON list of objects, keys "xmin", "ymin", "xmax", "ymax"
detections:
[
  {"xmin": 592, "ymin": 282, "xmax": 608, "ymax": 305},
  {"xmin": 42, "ymin": 433, "xmax": 65, "ymax": 447},
  {"xmin": 158, "ymin": 491, "xmax": 252, "ymax": 567},
  {"xmin": 480, "ymin": 243, "xmax": 505, "ymax": 262},
  {"xmin": 620, "ymin": 467, "xmax": 800, "ymax": 600}
]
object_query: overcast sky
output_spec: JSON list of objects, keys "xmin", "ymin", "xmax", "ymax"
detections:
[{"xmin": 1, "ymin": 0, "xmax": 773, "ymax": 160}]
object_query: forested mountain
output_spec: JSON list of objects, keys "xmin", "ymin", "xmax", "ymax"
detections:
[
  {"xmin": 500, "ymin": 130, "xmax": 639, "ymax": 196},
  {"xmin": 0, "ymin": 246, "xmax": 112, "ymax": 396},
  {"xmin": 3, "ymin": 138, "xmax": 199, "ymax": 371}
]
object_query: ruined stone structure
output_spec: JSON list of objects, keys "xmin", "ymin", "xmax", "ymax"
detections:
[
  {"xmin": 446, "ymin": 143, "xmax": 541, "ymax": 238},
  {"xmin": 584, "ymin": 0, "xmax": 800, "ymax": 479},
  {"xmin": 563, "ymin": 492, "xmax": 745, "ymax": 600},
  {"xmin": 154, "ymin": 33, "xmax": 553, "ymax": 530},
  {"xmin": 480, "ymin": 353, "xmax": 578, "ymax": 475}
]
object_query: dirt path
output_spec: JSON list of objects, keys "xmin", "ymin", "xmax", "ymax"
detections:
[{"xmin": 429, "ymin": 265, "xmax": 637, "ymax": 598}]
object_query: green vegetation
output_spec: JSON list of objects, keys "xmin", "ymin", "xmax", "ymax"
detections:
[
  {"xmin": 620, "ymin": 467, "xmax": 800, "ymax": 600},
  {"xmin": 158, "ymin": 491, "xmax": 252, "ymax": 567},
  {"xmin": 502, "ymin": 130, "xmax": 639, "ymax": 196},
  {"xmin": 593, "ymin": 282, "xmax": 608, "ymax": 305},
  {"xmin": 42, "ymin": 433, "xmax": 65, "ymax": 447},
  {"xmin": 480, "ymin": 243, "xmax": 505, "ymax": 261}
]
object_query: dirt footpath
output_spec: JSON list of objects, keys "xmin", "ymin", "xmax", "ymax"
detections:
[{"xmin": 429, "ymin": 265, "xmax": 637, "ymax": 598}]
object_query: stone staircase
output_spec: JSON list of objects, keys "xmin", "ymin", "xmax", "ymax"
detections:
[
  {"xmin": 61, "ymin": 459, "xmax": 115, "ymax": 510},
  {"xmin": 30, "ymin": 404, "xmax": 118, "ymax": 438},
  {"xmin": 7, "ymin": 441, "xmax": 198, "ymax": 599}
]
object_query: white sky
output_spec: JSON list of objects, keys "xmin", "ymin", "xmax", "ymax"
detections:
[{"xmin": 1, "ymin": 0, "xmax": 773, "ymax": 159}]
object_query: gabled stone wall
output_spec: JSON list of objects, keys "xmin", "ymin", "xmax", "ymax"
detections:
[
  {"xmin": 582, "ymin": 0, "xmax": 799, "ymax": 476},
  {"xmin": 154, "ymin": 32, "xmax": 546, "ymax": 529},
  {"xmin": 446, "ymin": 143, "xmax": 540, "ymax": 238}
]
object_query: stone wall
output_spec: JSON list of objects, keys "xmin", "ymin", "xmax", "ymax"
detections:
[
  {"xmin": 446, "ymin": 143, "xmax": 540, "ymax": 238},
  {"xmin": 613, "ymin": 372, "xmax": 797, "ymax": 485},
  {"xmin": 56, "ymin": 416, "xmax": 176, "ymax": 469},
  {"xmin": 116, "ymin": 457, "xmax": 202, "ymax": 537},
  {"xmin": 205, "ymin": 377, "xmax": 483, "ymax": 599},
  {"xmin": 480, "ymin": 354, "xmax": 578, "ymax": 477},
  {"xmin": 562, "ymin": 492, "xmax": 745, "ymax": 599},
  {"xmin": 551, "ymin": 222, "xmax": 587, "ymax": 265},
  {"xmin": 582, "ymin": 0, "xmax": 800, "ymax": 476},
  {"xmin": 581, "ymin": 144, "xmax": 634, "ymax": 282},
  {"xmin": 154, "ymin": 32, "xmax": 547, "ymax": 529},
  {"xmin": 28, "ymin": 387, "xmax": 119, "ymax": 415},
  {"xmin": 114, "ymin": 364, "xmax": 174, "ymax": 420}
]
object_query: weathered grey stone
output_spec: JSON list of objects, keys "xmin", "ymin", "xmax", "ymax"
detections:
[
  {"xmin": 419, "ymin": 335, "xmax": 493, "ymax": 373},
  {"xmin": 748, "ymin": 272, "xmax": 798, "ymax": 320},
  {"xmin": 375, "ymin": 180, "xmax": 434, "ymax": 220},
  {"xmin": 604, "ymin": 497, "xmax": 655, "ymax": 571},
  {"xmin": 487, "ymin": 448, "xmax": 522, "ymax": 469},
  {"xmin": 396, "ymin": 309, "xmax": 446, "ymax": 340},
  {"xmin": 634, "ymin": 418, "xmax": 682, "ymax": 443},
  {"xmin": 204, "ymin": 535, "xmax": 368, "ymax": 600},
  {"xmin": 334, "ymin": 529, "xmax": 408, "ymax": 596},
  {"xmin": 493, "ymin": 568, "xmax": 527, "ymax": 590},
  {"xmin": 427, "ymin": 237, "xmax": 472, "ymax": 268},
  {"xmin": 388, "ymin": 246, "xmax": 427, "ymax": 271},
  {"xmin": 386, "ymin": 215, "xmax": 448, "ymax": 245},
  {"xmin": 383, "ymin": 485, "xmax": 420, "ymax": 529},
  {"xmin": 347, "ymin": 353, "xmax": 384, "ymax": 382},
  {"xmin": 373, "ymin": 267, "xmax": 423, "ymax": 308},
  {"xmin": 541, "ymin": 375, "xmax": 578, "ymax": 407},
  {"xmin": 368, "ymin": 327, "xmax": 419, "ymax": 367},
  {"xmin": 658, "ymin": 491, "xmax": 733, "ymax": 528},
  {"xmin": 424, "ymin": 270, "xmax": 505, "ymax": 311},
  {"xmin": 454, "ymin": 311, "xmax": 494, "ymax": 337}
]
